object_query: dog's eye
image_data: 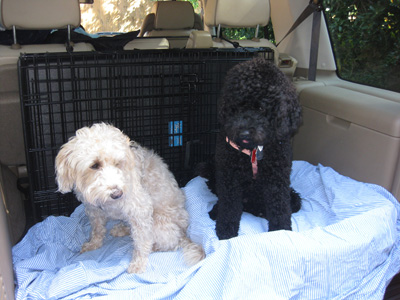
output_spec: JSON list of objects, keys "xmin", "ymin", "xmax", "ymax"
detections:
[{"xmin": 90, "ymin": 162, "xmax": 101, "ymax": 170}]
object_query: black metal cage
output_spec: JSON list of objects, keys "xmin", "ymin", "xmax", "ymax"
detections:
[{"xmin": 18, "ymin": 48, "xmax": 274, "ymax": 221}]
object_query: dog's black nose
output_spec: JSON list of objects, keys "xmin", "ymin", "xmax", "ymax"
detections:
[{"xmin": 110, "ymin": 189, "xmax": 123, "ymax": 199}]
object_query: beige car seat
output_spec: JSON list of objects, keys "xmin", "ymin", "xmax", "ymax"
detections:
[
  {"xmin": 0, "ymin": 0, "xmax": 94, "ymax": 170},
  {"xmin": 203, "ymin": 0, "xmax": 279, "ymax": 63},
  {"xmin": 138, "ymin": 1, "xmax": 203, "ymax": 48}
]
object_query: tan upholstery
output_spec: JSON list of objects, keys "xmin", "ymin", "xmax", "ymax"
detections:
[
  {"xmin": 153, "ymin": 1, "xmax": 195, "ymax": 30},
  {"xmin": 139, "ymin": 13, "xmax": 156, "ymax": 37},
  {"xmin": 0, "ymin": 164, "xmax": 26, "ymax": 245},
  {"xmin": 0, "ymin": 46, "xmax": 93, "ymax": 168},
  {"xmin": 0, "ymin": 162, "xmax": 28, "ymax": 300},
  {"xmin": 0, "ymin": 178, "xmax": 15, "ymax": 300},
  {"xmin": 124, "ymin": 38, "xmax": 170, "ymax": 50},
  {"xmin": 186, "ymin": 31, "xmax": 213, "ymax": 48},
  {"xmin": 204, "ymin": 0, "xmax": 270, "ymax": 28},
  {"xmin": 0, "ymin": 0, "xmax": 94, "ymax": 169},
  {"xmin": 0, "ymin": 44, "xmax": 93, "ymax": 63},
  {"xmin": 292, "ymin": 85, "xmax": 400, "ymax": 200},
  {"xmin": 0, "ymin": 91, "xmax": 25, "ymax": 167},
  {"xmin": 0, "ymin": 0, "xmax": 80, "ymax": 30},
  {"xmin": 203, "ymin": 0, "xmax": 279, "ymax": 64},
  {"xmin": 139, "ymin": 1, "xmax": 203, "ymax": 48}
]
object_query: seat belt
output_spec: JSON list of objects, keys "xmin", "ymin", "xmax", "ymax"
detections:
[
  {"xmin": 308, "ymin": 1, "xmax": 323, "ymax": 81},
  {"xmin": 275, "ymin": 0, "xmax": 323, "ymax": 81}
]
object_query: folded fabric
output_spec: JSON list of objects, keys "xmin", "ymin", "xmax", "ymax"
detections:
[{"xmin": 13, "ymin": 161, "xmax": 400, "ymax": 299}]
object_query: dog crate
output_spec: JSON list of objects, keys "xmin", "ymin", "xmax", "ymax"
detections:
[{"xmin": 19, "ymin": 48, "xmax": 274, "ymax": 222}]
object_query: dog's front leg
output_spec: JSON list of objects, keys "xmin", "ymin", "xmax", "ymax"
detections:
[
  {"xmin": 252, "ymin": 139, "xmax": 295, "ymax": 232},
  {"xmin": 214, "ymin": 172, "xmax": 244, "ymax": 240},
  {"xmin": 215, "ymin": 200, "xmax": 243, "ymax": 240},
  {"xmin": 126, "ymin": 203, "xmax": 154, "ymax": 274},
  {"xmin": 266, "ymin": 195, "xmax": 292, "ymax": 232},
  {"xmin": 259, "ymin": 169, "xmax": 293, "ymax": 231},
  {"xmin": 81, "ymin": 205, "xmax": 107, "ymax": 253}
]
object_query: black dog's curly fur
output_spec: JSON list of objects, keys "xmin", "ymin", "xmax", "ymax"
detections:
[{"xmin": 207, "ymin": 57, "xmax": 302, "ymax": 240}]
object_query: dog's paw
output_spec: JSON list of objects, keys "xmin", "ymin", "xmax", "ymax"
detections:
[
  {"xmin": 268, "ymin": 219, "xmax": 292, "ymax": 232},
  {"xmin": 127, "ymin": 257, "xmax": 148, "ymax": 274},
  {"xmin": 215, "ymin": 222, "xmax": 239, "ymax": 240},
  {"xmin": 290, "ymin": 188, "xmax": 302, "ymax": 213},
  {"xmin": 80, "ymin": 240, "xmax": 102, "ymax": 253},
  {"xmin": 208, "ymin": 204, "xmax": 218, "ymax": 220},
  {"xmin": 216, "ymin": 231, "xmax": 238, "ymax": 240},
  {"xmin": 110, "ymin": 223, "xmax": 131, "ymax": 237}
]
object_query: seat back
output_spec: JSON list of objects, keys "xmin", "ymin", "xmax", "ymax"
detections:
[
  {"xmin": 204, "ymin": 0, "xmax": 270, "ymax": 29},
  {"xmin": 0, "ymin": 0, "xmax": 94, "ymax": 63},
  {"xmin": 203, "ymin": 0, "xmax": 277, "ymax": 59},
  {"xmin": 1, "ymin": 0, "xmax": 80, "ymax": 31},
  {"xmin": 139, "ymin": 1, "xmax": 202, "ymax": 48},
  {"xmin": 0, "ymin": 0, "xmax": 94, "ymax": 169}
]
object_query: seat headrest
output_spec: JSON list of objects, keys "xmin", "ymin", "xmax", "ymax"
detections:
[
  {"xmin": 152, "ymin": 1, "xmax": 195, "ymax": 30},
  {"xmin": 204, "ymin": 0, "xmax": 270, "ymax": 28},
  {"xmin": 0, "ymin": 0, "xmax": 80, "ymax": 30}
]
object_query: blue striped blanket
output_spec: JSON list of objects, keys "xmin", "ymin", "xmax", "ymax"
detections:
[{"xmin": 13, "ymin": 161, "xmax": 400, "ymax": 299}]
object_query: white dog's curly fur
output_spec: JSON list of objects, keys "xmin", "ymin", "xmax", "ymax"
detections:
[{"xmin": 55, "ymin": 123, "xmax": 205, "ymax": 273}]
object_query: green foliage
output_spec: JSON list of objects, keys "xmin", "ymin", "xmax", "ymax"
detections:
[
  {"xmin": 183, "ymin": 0, "xmax": 399, "ymax": 92},
  {"xmin": 181, "ymin": 0, "xmax": 275, "ymax": 41},
  {"xmin": 180, "ymin": 0, "xmax": 200, "ymax": 11},
  {"xmin": 221, "ymin": 22, "xmax": 275, "ymax": 43},
  {"xmin": 184, "ymin": 0, "xmax": 199, "ymax": 11},
  {"xmin": 324, "ymin": 0, "xmax": 400, "ymax": 92}
]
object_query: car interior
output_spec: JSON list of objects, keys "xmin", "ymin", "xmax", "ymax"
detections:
[{"xmin": 0, "ymin": 0, "xmax": 399, "ymax": 299}]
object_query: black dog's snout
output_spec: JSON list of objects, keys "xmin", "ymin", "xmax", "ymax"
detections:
[{"xmin": 110, "ymin": 189, "xmax": 123, "ymax": 199}]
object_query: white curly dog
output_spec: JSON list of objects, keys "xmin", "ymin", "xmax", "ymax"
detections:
[{"xmin": 55, "ymin": 123, "xmax": 205, "ymax": 273}]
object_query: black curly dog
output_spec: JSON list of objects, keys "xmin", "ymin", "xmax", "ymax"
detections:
[{"xmin": 207, "ymin": 57, "xmax": 302, "ymax": 240}]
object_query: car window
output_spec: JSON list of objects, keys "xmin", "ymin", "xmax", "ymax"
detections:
[
  {"xmin": 324, "ymin": 0, "xmax": 400, "ymax": 92},
  {"xmin": 79, "ymin": 0, "xmax": 274, "ymax": 41},
  {"xmin": 222, "ymin": 24, "xmax": 275, "ymax": 42},
  {"xmin": 79, "ymin": 0, "xmax": 201, "ymax": 34}
]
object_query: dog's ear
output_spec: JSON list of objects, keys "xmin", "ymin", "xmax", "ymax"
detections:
[
  {"xmin": 273, "ymin": 85, "xmax": 303, "ymax": 140},
  {"xmin": 55, "ymin": 141, "xmax": 76, "ymax": 193}
]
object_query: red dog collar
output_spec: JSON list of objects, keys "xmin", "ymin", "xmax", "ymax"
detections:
[{"xmin": 226, "ymin": 137, "xmax": 264, "ymax": 179}]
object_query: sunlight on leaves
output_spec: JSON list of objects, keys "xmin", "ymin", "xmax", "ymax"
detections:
[
  {"xmin": 80, "ymin": 0, "xmax": 155, "ymax": 33},
  {"xmin": 80, "ymin": 0, "xmax": 200, "ymax": 34}
]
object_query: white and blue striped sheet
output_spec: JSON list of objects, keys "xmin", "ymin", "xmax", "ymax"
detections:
[{"xmin": 12, "ymin": 161, "xmax": 400, "ymax": 299}]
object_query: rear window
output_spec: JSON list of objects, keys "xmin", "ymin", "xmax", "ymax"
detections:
[
  {"xmin": 79, "ymin": 0, "xmax": 200, "ymax": 34},
  {"xmin": 324, "ymin": 0, "xmax": 400, "ymax": 92}
]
